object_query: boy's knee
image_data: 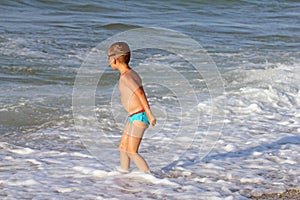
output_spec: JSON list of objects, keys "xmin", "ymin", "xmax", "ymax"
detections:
[
  {"xmin": 119, "ymin": 136, "xmax": 128, "ymax": 152},
  {"xmin": 119, "ymin": 149, "xmax": 137, "ymax": 157},
  {"xmin": 119, "ymin": 144, "xmax": 126, "ymax": 152},
  {"xmin": 120, "ymin": 144, "xmax": 138, "ymax": 154},
  {"xmin": 126, "ymin": 151, "xmax": 138, "ymax": 159}
]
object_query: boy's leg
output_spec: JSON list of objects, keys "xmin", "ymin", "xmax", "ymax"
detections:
[
  {"xmin": 119, "ymin": 120, "xmax": 150, "ymax": 172},
  {"xmin": 127, "ymin": 149, "xmax": 150, "ymax": 172},
  {"xmin": 127, "ymin": 121, "xmax": 150, "ymax": 172},
  {"xmin": 120, "ymin": 150, "xmax": 130, "ymax": 171},
  {"xmin": 119, "ymin": 122, "xmax": 130, "ymax": 171}
]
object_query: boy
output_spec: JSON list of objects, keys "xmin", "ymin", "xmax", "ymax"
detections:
[{"xmin": 108, "ymin": 42, "xmax": 156, "ymax": 172}]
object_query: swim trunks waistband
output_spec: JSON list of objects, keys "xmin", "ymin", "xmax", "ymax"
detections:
[{"xmin": 129, "ymin": 109, "xmax": 145, "ymax": 117}]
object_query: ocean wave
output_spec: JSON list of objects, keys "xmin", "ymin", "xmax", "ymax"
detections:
[{"xmin": 100, "ymin": 23, "xmax": 142, "ymax": 30}]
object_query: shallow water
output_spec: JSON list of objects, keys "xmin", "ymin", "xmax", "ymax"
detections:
[{"xmin": 1, "ymin": 0, "xmax": 300, "ymax": 199}]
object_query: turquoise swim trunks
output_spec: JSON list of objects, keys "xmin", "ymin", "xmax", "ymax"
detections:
[{"xmin": 129, "ymin": 111, "xmax": 150, "ymax": 127}]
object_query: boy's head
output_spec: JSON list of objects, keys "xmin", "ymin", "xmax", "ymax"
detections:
[{"xmin": 108, "ymin": 42, "xmax": 131, "ymax": 66}]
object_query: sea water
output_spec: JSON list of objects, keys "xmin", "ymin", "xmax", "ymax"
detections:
[{"xmin": 0, "ymin": 0, "xmax": 299, "ymax": 199}]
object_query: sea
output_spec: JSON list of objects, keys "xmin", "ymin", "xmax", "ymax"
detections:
[{"xmin": 0, "ymin": 0, "xmax": 299, "ymax": 199}]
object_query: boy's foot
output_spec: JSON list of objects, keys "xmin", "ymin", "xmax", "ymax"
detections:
[{"xmin": 115, "ymin": 166, "xmax": 130, "ymax": 174}]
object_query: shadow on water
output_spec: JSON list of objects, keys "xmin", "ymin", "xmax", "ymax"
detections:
[
  {"xmin": 204, "ymin": 135, "xmax": 300, "ymax": 162},
  {"xmin": 161, "ymin": 135, "xmax": 300, "ymax": 172}
]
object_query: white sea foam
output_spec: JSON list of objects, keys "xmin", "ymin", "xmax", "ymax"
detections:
[
  {"xmin": 8, "ymin": 147, "xmax": 35, "ymax": 155},
  {"xmin": 1, "ymin": 71, "xmax": 299, "ymax": 200}
]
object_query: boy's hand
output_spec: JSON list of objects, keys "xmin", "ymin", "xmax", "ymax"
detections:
[{"xmin": 149, "ymin": 117, "xmax": 156, "ymax": 127}]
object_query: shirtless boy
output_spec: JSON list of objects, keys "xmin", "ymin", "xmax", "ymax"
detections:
[{"xmin": 108, "ymin": 42, "xmax": 156, "ymax": 172}]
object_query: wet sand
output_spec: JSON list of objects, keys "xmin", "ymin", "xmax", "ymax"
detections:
[{"xmin": 250, "ymin": 189, "xmax": 300, "ymax": 200}]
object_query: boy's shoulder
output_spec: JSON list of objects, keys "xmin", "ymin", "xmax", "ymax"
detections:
[
  {"xmin": 121, "ymin": 69, "xmax": 140, "ymax": 80},
  {"xmin": 120, "ymin": 69, "xmax": 142, "ymax": 89}
]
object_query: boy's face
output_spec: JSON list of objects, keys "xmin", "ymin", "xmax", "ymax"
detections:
[{"xmin": 108, "ymin": 51, "xmax": 117, "ymax": 70}]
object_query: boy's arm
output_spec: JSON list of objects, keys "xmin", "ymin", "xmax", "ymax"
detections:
[{"xmin": 134, "ymin": 87, "xmax": 156, "ymax": 127}]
